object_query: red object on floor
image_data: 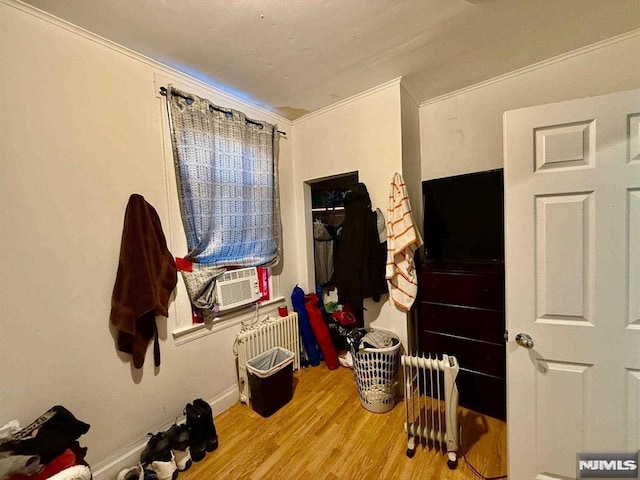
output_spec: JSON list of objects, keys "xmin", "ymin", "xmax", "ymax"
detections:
[{"xmin": 304, "ymin": 293, "xmax": 340, "ymax": 370}]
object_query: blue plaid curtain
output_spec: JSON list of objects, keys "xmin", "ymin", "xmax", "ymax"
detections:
[{"xmin": 166, "ymin": 86, "xmax": 281, "ymax": 268}]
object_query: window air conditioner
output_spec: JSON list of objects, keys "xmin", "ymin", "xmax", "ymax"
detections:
[{"xmin": 215, "ymin": 267, "xmax": 261, "ymax": 311}]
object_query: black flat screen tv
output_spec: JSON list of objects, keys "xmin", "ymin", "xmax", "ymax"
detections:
[{"xmin": 422, "ymin": 169, "xmax": 504, "ymax": 263}]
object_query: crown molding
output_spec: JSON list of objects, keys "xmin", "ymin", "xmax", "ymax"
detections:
[
  {"xmin": 420, "ymin": 28, "xmax": 640, "ymax": 108},
  {"xmin": 400, "ymin": 82, "xmax": 420, "ymax": 108},
  {"xmin": 3, "ymin": 0, "xmax": 292, "ymax": 127},
  {"xmin": 293, "ymin": 77, "xmax": 403, "ymax": 125}
]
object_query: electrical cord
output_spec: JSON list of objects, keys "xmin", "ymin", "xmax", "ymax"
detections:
[
  {"xmin": 446, "ymin": 365, "xmax": 507, "ymax": 480},
  {"xmin": 239, "ymin": 302, "xmax": 260, "ymax": 328},
  {"xmin": 463, "ymin": 453, "xmax": 507, "ymax": 480},
  {"xmin": 232, "ymin": 303, "xmax": 261, "ymax": 356},
  {"xmin": 458, "ymin": 420, "xmax": 507, "ymax": 480}
]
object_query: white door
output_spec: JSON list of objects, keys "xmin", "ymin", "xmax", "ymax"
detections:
[{"xmin": 504, "ymin": 88, "xmax": 640, "ymax": 479}]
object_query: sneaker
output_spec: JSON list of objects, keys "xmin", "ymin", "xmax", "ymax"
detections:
[
  {"xmin": 147, "ymin": 450, "xmax": 178, "ymax": 480},
  {"xmin": 140, "ymin": 431, "xmax": 171, "ymax": 466},
  {"xmin": 184, "ymin": 403, "xmax": 206, "ymax": 462},
  {"xmin": 141, "ymin": 432, "xmax": 178, "ymax": 480},
  {"xmin": 166, "ymin": 423, "xmax": 192, "ymax": 471},
  {"xmin": 117, "ymin": 465, "xmax": 144, "ymax": 480},
  {"xmin": 143, "ymin": 469, "xmax": 159, "ymax": 480},
  {"xmin": 117, "ymin": 464, "xmax": 159, "ymax": 480},
  {"xmin": 193, "ymin": 398, "xmax": 219, "ymax": 452}
]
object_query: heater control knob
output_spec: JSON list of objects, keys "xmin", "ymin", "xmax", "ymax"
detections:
[{"xmin": 515, "ymin": 332, "xmax": 534, "ymax": 349}]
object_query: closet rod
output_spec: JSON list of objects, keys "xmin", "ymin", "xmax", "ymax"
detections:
[{"xmin": 159, "ymin": 86, "xmax": 286, "ymax": 136}]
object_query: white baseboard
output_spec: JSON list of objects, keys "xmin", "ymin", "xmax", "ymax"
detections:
[{"xmin": 92, "ymin": 385, "xmax": 239, "ymax": 480}]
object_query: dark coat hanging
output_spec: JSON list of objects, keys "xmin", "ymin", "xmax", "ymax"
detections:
[{"xmin": 332, "ymin": 183, "xmax": 387, "ymax": 326}]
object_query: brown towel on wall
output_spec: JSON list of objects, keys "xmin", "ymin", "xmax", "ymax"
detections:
[{"xmin": 110, "ymin": 194, "xmax": 177, "ymax": 368}]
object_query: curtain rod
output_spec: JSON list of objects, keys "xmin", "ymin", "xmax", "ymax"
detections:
[{"xmin": 159, "ymin": 87, "xmax": 286, "ymax": 136}]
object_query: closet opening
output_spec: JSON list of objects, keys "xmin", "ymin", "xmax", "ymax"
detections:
[{"xmin": 305, "ymin": 171, "xmax": 359, "ymax": 311}]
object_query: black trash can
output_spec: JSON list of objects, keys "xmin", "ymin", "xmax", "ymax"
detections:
[{"xmin": 246, "ymin": 347, "xmax": 295, "ymax": 417}]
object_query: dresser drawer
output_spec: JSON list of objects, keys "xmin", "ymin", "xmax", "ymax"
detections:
[
  {"xmin": 419, "ymin": 331, "xmax": 505, "ymax": 378},
  {"xmin": 420, "ymin": 270, "xmax": 504, "ymax": 309},
  {"xmin": 456, "ymin": 369, "xmax": 506, "ymax": 420},
  {"xmin": 420, "ymin": 302, "xmax": 505, "ymax": 344}
]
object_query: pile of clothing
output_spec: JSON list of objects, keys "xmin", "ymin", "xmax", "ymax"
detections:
[
  {"xmin": 0, "ymin": 406, "xmax": 91, "ymax": 480},
  {"xmin": 359, "ymin": 330, "xmax": 399, "ymax": 350},
  {"xmin": 344, "ymin": 328, "xmax": 398, "ymax": 351}
]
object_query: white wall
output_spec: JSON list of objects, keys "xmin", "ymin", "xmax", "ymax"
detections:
[
  {"xmin": 8, "ymin": 0, "xmax": 637, "ymax": 475},
  {"xmin": 0, "ymin": 3, "xmax": 295, "ymax": 478},
  {"xmin": 291, "ymin": 80, "xmax": 413, "ymax": 349},
  {"xmin": 420, "ymin": 31, "xmax": 640, "ymax": 180},
  {"xmin": 399, "ymin": 86, "xmax": 423, "ymax": 351},
  {"xmin": 400, "ymin": 85, "xmax": 423, "ymax": 244}
]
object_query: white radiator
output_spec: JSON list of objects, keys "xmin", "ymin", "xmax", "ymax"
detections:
[
  {"xmin": 235, "ymin": 313, "xmax": 300, "ymax": 403},
  {"xmin": 401, "ymin": 353, "xmax": 460, "ymax": 469}
]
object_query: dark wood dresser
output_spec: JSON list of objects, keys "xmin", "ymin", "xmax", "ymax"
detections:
[{"xmin": 418, "ymin": 261, "xmax": 506, "ymax": 420}]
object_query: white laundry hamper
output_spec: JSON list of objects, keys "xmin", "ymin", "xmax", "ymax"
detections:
[{"xmin": 352, "ymin": 329, "xmax": 401, "ymax": 413}]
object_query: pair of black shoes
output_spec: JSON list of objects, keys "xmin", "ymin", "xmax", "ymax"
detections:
[
  {"xmin": 139, "ymin": 428, "xmax": 183, "ymax": 480},
  {"xmin": 140, "ymin": 421, "xmax": 192, "ymax": 475},
  {"xmin": 184, "ymin": 398, "xmax": 218, "ymax": 462}
]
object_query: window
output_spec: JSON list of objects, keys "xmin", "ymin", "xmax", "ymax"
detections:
[{"xmin": 163, "ymin": 85, "xmax": 282, "ymax": 324}]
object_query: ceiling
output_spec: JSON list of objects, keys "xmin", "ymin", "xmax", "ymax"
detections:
[{"xmin": 20, "ymin": 0, "xmax": 640, "ymax": 120}]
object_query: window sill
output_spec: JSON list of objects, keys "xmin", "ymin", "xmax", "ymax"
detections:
[{"xmin": 171, "ymin": 296, "xmax": 286, "ymax": 346}]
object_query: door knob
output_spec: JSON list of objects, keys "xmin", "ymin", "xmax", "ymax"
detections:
[{"xmin": 515, "ymin": 332, "xmax": 534, "ymax": 349}]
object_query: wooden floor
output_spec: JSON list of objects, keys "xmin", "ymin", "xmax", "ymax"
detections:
[{"xmin": 180, "ymin": 364, "xmax": 507, "ymax": 480}]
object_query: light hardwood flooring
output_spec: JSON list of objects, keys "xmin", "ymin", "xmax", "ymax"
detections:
[{"xmin": 180, "ymin": 364, "xmax": 507, "ymax": 480}]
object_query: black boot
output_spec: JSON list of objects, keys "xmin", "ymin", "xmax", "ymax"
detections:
[
  {"xmin": 193, "ymin": 398, "xmax": 219, "ymax": 452},
  {"xmin": 184, "ymin": 403, "xmax": 206, "ymax": 462}
]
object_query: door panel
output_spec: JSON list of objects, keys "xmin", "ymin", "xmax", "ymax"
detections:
[
  {"xmin": 535, "ymin": 192, "xmax": 594, "ymax": 324},
  {"xmin": 629, "ymin": 189, "xmax": 640, "ymax": 326},
  {"xmin": 505, "ymin": 88, "xmax": 640, "ymax": 479},
  {"xmin": 535, "ymin": 359, "xmax": 591, "ymax": 478},
  {"xmin": 627, "ymin": 369, "xmax": 640, "ymax": 449},
  {"xmin": 534, "ymin": 120, "xmax": 594, "ymax": 171},
  {"xmin": 629, "ymin": 114, "xmax": 640, "ymax": 163}
]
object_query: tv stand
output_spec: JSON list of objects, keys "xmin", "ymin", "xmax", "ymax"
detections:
[{"xmin": 418, "ymin": 260, "xmax": 506, "ymax": 420}]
